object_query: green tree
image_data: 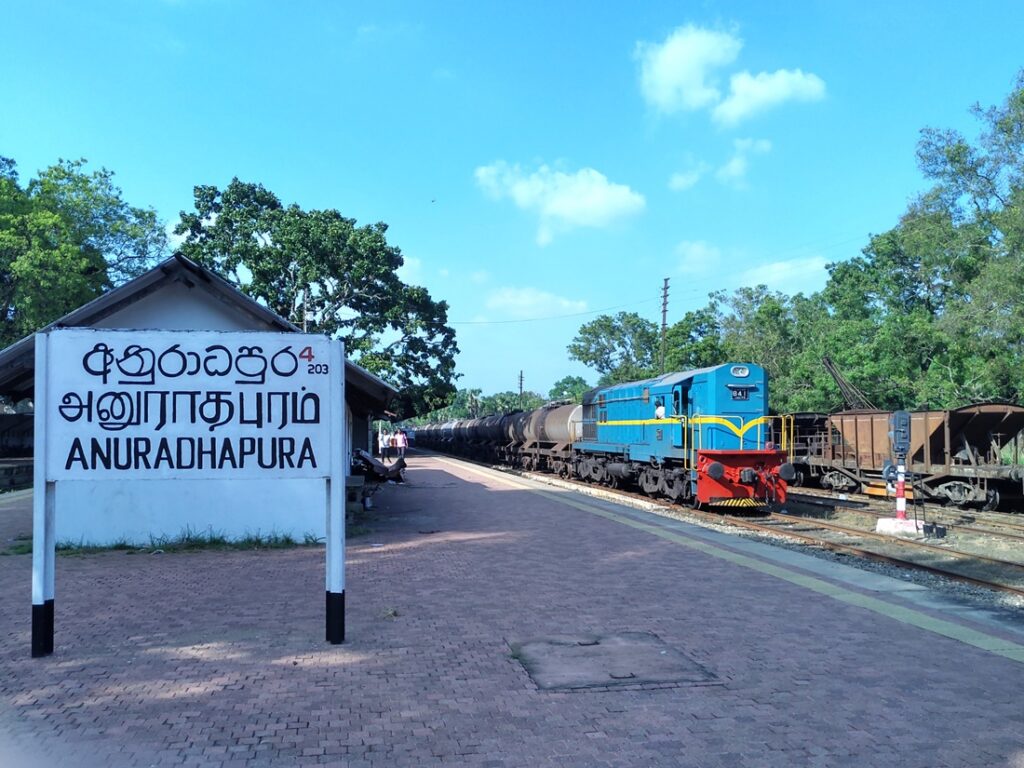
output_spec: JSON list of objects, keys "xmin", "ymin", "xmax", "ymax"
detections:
[
  {"xmin": 567, "ymin": 311, "xmax": 658, "ymax": 385},
  {"xmin": 718, "ymin": 287, "xmax": 796, "ymax": 382},
  {"xmin": 807, "ymin": 71, "xmax": 1024, "ymax": 409},
  {"xmin": 912, "ymin": 72, "xmax": 1024, "ymax": 405},
  {"xmin": 0, "ymin": 157, "xmax": 166, "ymax": 346},
  {"xmin": 28, "ymin": 159, "xmax": 165, "ymax": 285},
  {"xmin": 562, "ymin": 72, "xmax": 1024, "ymax": 413},
  {"xmin": 480, "ymin": 390, "xmax": 544, "ymax": 414},
  {"xmin": 174, "ymin": 179, "xmax": 459, "ymax": 417},
  {"xmin": 548, "ymin": 375, "xmax": 590, "ymax": 402},
  {"xmin": 664, "ymin": 304, "xmax": 725, "ymax": 372}
]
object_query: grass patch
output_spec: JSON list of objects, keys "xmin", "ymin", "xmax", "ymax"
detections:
[
  {"xmin": 1, "ymin": 535, "xmax": 32, "ymax": 556},
  {"xmin": 54, "ymin": 526, "xmax": 316, "ymax": 555},
  {"xmin": 6, "ymin": 527, "xmax": 336, "ymax": 555},
  {"xmin": 57, "ymin": 538, "xmax": 137, "ymax": 556}
]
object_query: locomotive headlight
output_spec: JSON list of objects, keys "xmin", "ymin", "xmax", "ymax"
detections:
[{"xmin": 730, "ymin": 365, "xmax": 750, "ymax": 377}]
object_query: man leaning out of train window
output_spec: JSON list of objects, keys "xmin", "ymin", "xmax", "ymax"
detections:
[{"xmin": 655, "ymin": 399, "xmax": 666, "ymax": 419}]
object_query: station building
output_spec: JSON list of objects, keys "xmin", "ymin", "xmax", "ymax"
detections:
[{"xmin": 0, "ymin": 254, "xmax": 397, "ymax": 544}]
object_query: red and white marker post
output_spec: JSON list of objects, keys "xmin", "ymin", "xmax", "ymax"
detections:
[
  {"xmin": 876, "ymin": 410, "xmax": 922, "ymax": 535},
  {"xmin": 894, "ymin": 460, "xmax": 907, "ymax": 520}
]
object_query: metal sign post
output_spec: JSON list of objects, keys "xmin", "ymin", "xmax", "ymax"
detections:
[
  {"xmin": 325, "ymin": 339, "xmax": 345, "ymax": 644},
  {"xmin": 31, "ymin": 328, "xmax": 345, "ymax": 656},
  {"xmin": 876, "ymin": 410, "xmax": 919, "ymax": 535},
  {"xmin": 891, "ymin": 410, "xmax": 910, "ymax": 521},
  {"xmin": 31, "ymin": 334, "xmax": 54, "ymax": 657}
]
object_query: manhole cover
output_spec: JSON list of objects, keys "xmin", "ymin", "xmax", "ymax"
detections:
[{"xmin": 510, "ymin": 631, "xmax": 717, "ymax": 691}]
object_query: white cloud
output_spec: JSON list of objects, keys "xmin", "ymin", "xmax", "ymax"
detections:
[
  {"xmin": 676, "ymin": 240, "xmax": 722, "ymax": 275},
  {"xmin": 475, "ymin": 161, "xmax": 645, "ymax": 245},
  {"xmin": 716, "ymin": 138, "xmax": 772, "ymax": 187},
  {"xmin": 469, "ymin": 270, "xmax": 490, "ymax": 284},
  {"xmin": 636, "ymin": 24, "xmax": 825, "ymax": 126},
  {"xmin": 485, "ymin": 286, "xmax": 587, "ymax": 319},
  {"xmin": 668, "ymin": 165, "xmax": 706, "ymax": 191},
  {"xmin": 738, "ymin": 255, "xmax": 829, "ymax": 293},
  {"xmin": 635, "ymin": 25, "xmax": 742, "ymax": 113},
  {"xmin": 713, "ymin": 69, "xmax": 826, "ymax": 126}
]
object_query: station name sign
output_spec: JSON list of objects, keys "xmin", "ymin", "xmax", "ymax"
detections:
[{"xmin": 44, "ymin": 329, "xmax": 336, "ymax": 481}]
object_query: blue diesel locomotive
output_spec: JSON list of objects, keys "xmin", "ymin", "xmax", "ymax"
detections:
[{"xmin": 415, "ymin": 363, "xmax": 794, "ymax": 508}]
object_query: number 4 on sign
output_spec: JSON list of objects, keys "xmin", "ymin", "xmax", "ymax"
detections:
[{"xmin": 299, "ymin": 346, "xmax": 315, "ymax": 362}]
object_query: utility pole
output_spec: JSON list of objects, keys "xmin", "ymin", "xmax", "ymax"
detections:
[
  {"xmin": 518, "ymin": 370, "xmax": 524, "ymax": 410},
  {"xmin": 660, "ymin": 277, "xmax": 670, "ymax": 374}
]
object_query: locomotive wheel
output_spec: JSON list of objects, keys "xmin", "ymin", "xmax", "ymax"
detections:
[
  {"xmin": 662, "ymin": 476, "xmax": 684, "ymax": 503},
  {"xmin": 983, "ymin": 488, "xmax": 1001, "ymax": 511},
  {"xmin": 639, "ymin": 469, "xmax": 660, "ymax": 496}
]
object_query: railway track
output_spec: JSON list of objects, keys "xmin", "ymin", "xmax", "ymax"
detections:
[
  {"xmin": 417, "ymin": 450, "xmax": 1024, "ymax": 599},
  {"xmin": 788, "ymin": 487, "xmax": 1024, "ymax": 538},
  {"xmin": 710, "ymin": 510, "xmax": 1024, "ymax": 599},
  {"xmin": 477, "ymin": 461, "xmax": 1024, "ymax": 599}
]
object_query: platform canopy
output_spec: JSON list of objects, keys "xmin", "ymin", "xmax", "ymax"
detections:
[{"xmin": 0, "ymin": 254, "xmax": 398, "ymax": 418}]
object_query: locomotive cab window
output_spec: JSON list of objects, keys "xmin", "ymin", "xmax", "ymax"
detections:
[{"xmin": 672, "ymin": 389, "xmax": 684, "ymax": 415}]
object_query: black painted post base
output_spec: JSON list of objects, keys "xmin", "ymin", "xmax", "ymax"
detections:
[
  {"xmin": 326, "ymin": 590, "xmax": 345, "ymax": 644},
  {"xmin": 31, "ymin": 599, "xmax": 54, "ymax": 658}
]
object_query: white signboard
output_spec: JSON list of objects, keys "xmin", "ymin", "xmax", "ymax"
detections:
[
  {"xmin": 32, "ymin": 328, "xmax": 348, "ymax": 656},
  {"xmin": 44, "ymin": 329, "xmax": 335, "ymax": 480}
]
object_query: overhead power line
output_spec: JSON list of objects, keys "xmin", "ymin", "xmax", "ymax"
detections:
[{"xmin": 448, "ymin": 295, "xmax": 661, "ymax": 325}]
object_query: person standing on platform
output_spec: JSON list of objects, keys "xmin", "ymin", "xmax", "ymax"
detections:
[
  {"xmin": 381, "ymin": 430, "xmax": 391, "ymax": 462},
  {"xmin": 395, "ymin": 430, "xmax": 408, "ymax": 459}
]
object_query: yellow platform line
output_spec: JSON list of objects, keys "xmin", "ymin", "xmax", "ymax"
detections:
[{"xmin": 434, "ymin": 456, "xmax": 1024, "ymax": 665}]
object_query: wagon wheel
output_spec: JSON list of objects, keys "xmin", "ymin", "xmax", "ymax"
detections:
[{"xmin": 983, "ymin": 488, "xmax": 1001, "ymax": 511}]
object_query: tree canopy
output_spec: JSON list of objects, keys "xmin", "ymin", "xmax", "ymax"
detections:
[
  {"xmin": 548, "ymin": 375, "xmax": 591, "ymax": 403},
  {"xmin": 406, "ymin": 386, "xmax": 546, "ymax": 424},
  {"xmin": 0, "ymin": 157, "xmax": 165, "ymax": 346},
  {"xmin": 567, "ymin": 311, "xmax": 659, "ymax": 385},
  {"xmin": 174, "ymin": 179, "xmax": 459, "ymax": 417},
  {"xmin": 568, "ymin": 71, "xmax": 1024, "ymax": 413}
]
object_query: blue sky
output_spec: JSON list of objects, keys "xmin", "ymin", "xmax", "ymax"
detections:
[{"xmin": 3, "ymin": 1, "xmax": 1023, "ymax": 399}]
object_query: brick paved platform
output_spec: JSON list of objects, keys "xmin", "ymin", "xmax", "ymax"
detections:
[{"xmin": 1, "ymin": 454, "xmax": 1024, "ymax": 767}]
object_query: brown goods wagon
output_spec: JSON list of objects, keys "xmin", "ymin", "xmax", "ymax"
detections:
[{"xmin": 819, "ymin": 403, "xmax": 1024, "ymax": 506}]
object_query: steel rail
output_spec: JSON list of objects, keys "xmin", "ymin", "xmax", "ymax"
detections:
[
  {"xmin": 788, "ymin": 489, "xmax": 1024, "ymax": 540},
  {"xmin": 417, "ymin": 450, "xmax": 1024, "ymax": 599},
  {"xmin": 768, "ymin": 511, "xmax": 1024, "ymax": 570},
  {"xmin": 525, "ymin": 468, "xmax": 1024, "ymax": 597},
  {"xmin": 707, "ymin": 512, "xmax": 1024, "ymax": 599},
  {"xmin": 538, "ymin": 472, "xmax": 1024, "ymax": 598}
]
